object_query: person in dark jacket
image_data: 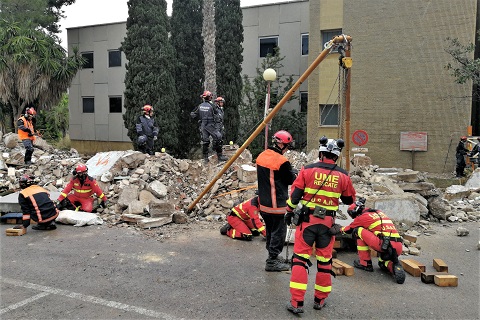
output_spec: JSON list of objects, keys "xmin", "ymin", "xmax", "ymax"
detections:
[
  {"xmin": 256, "ymin": 130, "xmax": 297, "ymax": 272},
  {"xmin": 136, "ymin": 105, "xmax": 159, "ymax": 155},
  {"xmin": 456, "ymin": 136, "xmax": 469, "ymax": 177},
  {"xmin": 468, "ymin": 137, "xmax": 480, "ymax": 166},
  {"xmin": 214, "ymin": 96, "xmax": 225, "ymax": 140},
  {"xmin": 17, "ymin": 107, "xmax": 37, "ymax": 165},
  {"xmin": 15, "ymin": 174, "xmax": 59, "ymax": 232},
  {"xmin": 190, "ymin": 91, "xmax": 228, "ymax": 163}
]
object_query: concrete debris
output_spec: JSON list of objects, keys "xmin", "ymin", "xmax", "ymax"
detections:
[{"xmin": 0, "ymin": 136, "xmax": 479, "ymax": 246}]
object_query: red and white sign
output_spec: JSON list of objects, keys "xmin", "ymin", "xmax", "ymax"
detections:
[
  {"xmin": 400, "ymin": 132, "xmax": 428, "ymax": 151},
  {"xmin": 352, "ymin": 130, "xmax": 369, "ymax": 146}
]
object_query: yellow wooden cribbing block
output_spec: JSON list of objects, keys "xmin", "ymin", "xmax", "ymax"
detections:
[
  {"xmin": 433, "ymin": 259, "xmax": 448, "ymax": 272},
  {"xmin": 434, "ymin": 274, "xmax": 458, "ymax": 287}
]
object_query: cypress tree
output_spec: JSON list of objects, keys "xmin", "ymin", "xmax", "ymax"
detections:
[
  {"xmin": 170, "ymin": 0, "xmax": 205, "ymax": 158},
  {"xmin": 121, "ymin": 0, "xmax": 178, "ymax": 155},
  {"xmin": 215, "ymin": 0, "xmax": 243, "ymax": 144}
]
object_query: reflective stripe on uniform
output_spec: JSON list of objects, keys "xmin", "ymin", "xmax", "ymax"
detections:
[
  {"xmin": 304, "ymin": 187, "xmax": 341, "ymax": 198},
  {"xmin": 73, "ymin": 188, "xmax": 92, "ymax": 193},
  {"xmin": 314, "ymin": 284, "xmax": 331, "ymax": 293},
  {"xmin": 300, "ymin": 201, "xmax": 338, "ymax": 211},
  {"xmin": 259, "ymin": 204, "xmax": 286, "ymax": 214},
  {"xmin": 357, "ymin": 245, "xmax": 369, "ymax": 252},
  {"xmin": 316, "ymin": 255, "xmax": 330, "ymax": 263},
  {"xmin": 290, "ymin": 281, "xmax": 307, "ymax": 290}
]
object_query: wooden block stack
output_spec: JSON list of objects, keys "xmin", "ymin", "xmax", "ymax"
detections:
[
  {"xmin": 6, "ymin": 227, "xmax": 26, "ymax": 236},
  {"xmin": 412, "ymin": 258, "xmax": 458, "ymax": 287},
  {"xmin": 332, "ymin": 258, "xmax": 354, "ymax": 276}
]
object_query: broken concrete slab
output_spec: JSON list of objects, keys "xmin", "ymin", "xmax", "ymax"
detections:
[{"xmin": 368, "ymin": 194, "xmax": 421, "ymax": 226}]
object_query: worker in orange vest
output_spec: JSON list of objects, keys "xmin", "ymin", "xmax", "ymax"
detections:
[
  {"xmin": 17, "ymin": 107, "xmax": 37, "ymax": 165},
  {"xmin": 220, "ymin": 197, "xmax": 266, "ymax": 240}
]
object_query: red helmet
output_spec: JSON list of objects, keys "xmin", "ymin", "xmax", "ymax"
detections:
[
  {"xmin": 26, "ymin": 108, "xmax": 36, "ymax": 116},
  {"xmin": 273, "ymin": 130, "xmax": 293, "ymax": 144},
  {"xmin": 19, "ymin": 174, "xmax": 35, "ymax": 189},
  {"xmin": 461, "ymin": 136, "xmax": 467, "ymax": 141},
  {"xmin": 75, "ymin": 164, "xmax": 88, "ymax": 173},
  {"xmin": 201, "ymin": 91, "xmax": 213, "ymax": 100},
  {"xmin": 143, "ymin": 105, "xmax": 153, "ymax": 113},
  {"xmin": 215, "ymin": 97, "xmax": 225, "ymax": 103}
]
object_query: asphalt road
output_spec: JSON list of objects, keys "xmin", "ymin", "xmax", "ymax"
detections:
[{"xmin": 1, "ymin": 221, "xmax": 479, "ymax": 320}]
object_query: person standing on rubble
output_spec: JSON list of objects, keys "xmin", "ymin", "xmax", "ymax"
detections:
[
  {"xmin": 190, "ymin": 91, "xmax": 228, "ymax": 164},
  {"xmin": 15, "ymin": 174, "xmax": 59, "ymax": 232},
  {"xmin": 468, "ymin": 137, "xmax": 480, "ymax": 166},
  {"xmin": 214, "ymin": 96, "xmax": 225, "ymax": 140},
  {"xmin": 256, "ymin": 130, "xmax": 297, "ymax": 272},
  {"xmin": 333, "ymin": 198, "xmax": 406, "ymax": 285},
  {"xmin": 284, "ymin": 136, "xmax": 355, "ymax": 314},
  {"xmin": 56, "ymin": 163, "xmax": 108, "ymax": 212},
  {"xmin": 17, "ymin": 107, "xmax": 37, "ymax": 165},
  {"xmin": 455, "ymin": 136, "xmax": 469, "ymax": 177},
  {"xmin": 220, "ymin": 196, "xmax": 266, "ymax": 240},
  {"xmin": 136, "ymin": 105, "xmax": 159, "ymax": 155}
]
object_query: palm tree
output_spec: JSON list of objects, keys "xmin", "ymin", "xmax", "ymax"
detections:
[{"xmin": 0, "ymin": 21, "xmax": 83, "ymax": 131}]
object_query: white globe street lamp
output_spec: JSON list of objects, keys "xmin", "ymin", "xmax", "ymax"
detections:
[{"xmin": 262, "ymin": 68, "xmax": 277, "ymax": 149}]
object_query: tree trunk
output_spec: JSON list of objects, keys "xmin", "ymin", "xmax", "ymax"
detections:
[{"xmin": 202, "ymin": 0, "xmax": 216, "ymax": 95}]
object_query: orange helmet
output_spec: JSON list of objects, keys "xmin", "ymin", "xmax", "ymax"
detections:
[
  {"xmin": 215, "ymin": 97, "xmax": 225, "ymax": 103},
  {"xmin": 201, "ymin": 91, "xmax": 213, "ymax": 100},
  {"xmin": 26, "ymin": 108, "xmax": 36, "ymax": 116},
  {"xmin": 143, "ymin": 105, "xmax": 153, "ymax": 113}
]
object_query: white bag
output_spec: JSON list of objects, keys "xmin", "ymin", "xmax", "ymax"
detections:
[{"xmin": 55, "ymin": 210, "xmax": 103, "ymax": 227}]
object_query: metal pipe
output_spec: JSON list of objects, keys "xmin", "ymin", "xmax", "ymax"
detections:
[{"xmin": 187, "ymin": 35, "xmax": 352, "ymax": 213}]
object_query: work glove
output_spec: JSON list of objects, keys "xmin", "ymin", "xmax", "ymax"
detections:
[
  {"xmin": 291, "ymin": 168, "xmax": 299, "ymax": 176},
  {"xmin": 328, "ymin": 223, "xmax": 342, "ymax": 236},
  {"xmin": 153, "ymin": 136, "xmax": 158, "ymax": 141},
  {"xmin": 342, "ymin": 226, "xmax": 353, "ymax": 234},
  {"xmin": 284, "ymin": 211, "xmax": 294, "ymax": 226},
  {"xmin": 53, "ymin": 200, "xmax": 59, "ymax": 207},
  {"xmin": 28, "ymin": 132, "xmax": 33, "ymax": 137},
  {"xmin": 100, "ymin": 200, "xmax": 108, "ymax": 208}
]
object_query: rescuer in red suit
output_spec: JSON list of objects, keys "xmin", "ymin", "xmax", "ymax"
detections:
[
  {"xmin": 284, "ymin": 136, "xmax": 356, "ymax": 314},
  {"xmin": 220, "ymin": 196, "xmax": 266, "ymax": 240},
  {"xmin": 338, "ymin": 198, "xmax": 406, "ymax": 285},
  {"xmin": 57, "ymin": 163, "xmax": 107, "ymax": 212}
]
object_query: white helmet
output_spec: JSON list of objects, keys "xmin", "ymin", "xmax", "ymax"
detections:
[{"xmin": 319, "ymin": 136, "xmax": 344, "ymax": 157}]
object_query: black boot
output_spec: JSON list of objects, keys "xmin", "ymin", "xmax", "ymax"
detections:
[
  {"xmin": 265, "ymin": 256, "xmax": 290, "ymax": 271},
  {"xmin": 220, "ymin": 223, "xmax": 230, "ymax": 235},
  {"xmin": 217, "ymin": 153, "xmax": 228, "ymax": 162},
  {"xmin": 353, "ymin": 259, "xmax": 373, "ymax": 272}
]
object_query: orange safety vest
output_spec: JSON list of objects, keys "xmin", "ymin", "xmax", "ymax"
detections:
[{"xmin": 17, "ymin": 116, "xmax": 35, "ymax": 141}]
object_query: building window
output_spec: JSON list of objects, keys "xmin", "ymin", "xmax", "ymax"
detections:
[
  {"xmin": 300, "ymin": 92, "xmax": 308, "ymax": 113},
  {"xmin": 321, "ymin": 29, "xmax": 342, "ymax": 53},
  {"xmin": 82, "ymin": 97, "xmax": 94, "ymax": 113},
  {"xmin": 108, "ymin": 50, "xmax": 121, "ymax": 67},
  {"xmin": 81, "ymin": 52, "xmax": 94, "ymax": 68},
  {"xmin": 319, "ymin": 104, "xmax": 339, "ymax": 126},
  {"xmin": 301, "ymin": 34, "xmax": 309, "ymax": 56},
  {"xmin": 260, "ymin": 37, "xmax": 278, "ymax": 58},
  {"xmin": 109, "ymin": 96, "xmax": 122, "ymax": 113}
]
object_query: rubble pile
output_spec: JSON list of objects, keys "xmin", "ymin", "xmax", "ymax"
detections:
[{"xmin": 1, "ymin": 132, "xmax": 479, "ymax": 248}]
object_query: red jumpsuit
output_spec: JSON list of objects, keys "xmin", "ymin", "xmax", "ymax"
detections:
[
  {"xmin": 225, "ymin": 197, "xmax": 266, "ymax": 239},
  {"xmin": 341, "ymin": 208, "xmax": 403, "ymax": 275},
  {"xmin": 58, "ymin": 175, "xmax": 107, "ymax": 212},
  {"xmin": 286, "ymin": 159, "xmax": 356, "ymax": 309}
]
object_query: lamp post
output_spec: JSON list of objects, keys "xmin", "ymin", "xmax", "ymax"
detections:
[{"xmin": 263, "ymin": 68, "xmax": 277, "ymax": 150}]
